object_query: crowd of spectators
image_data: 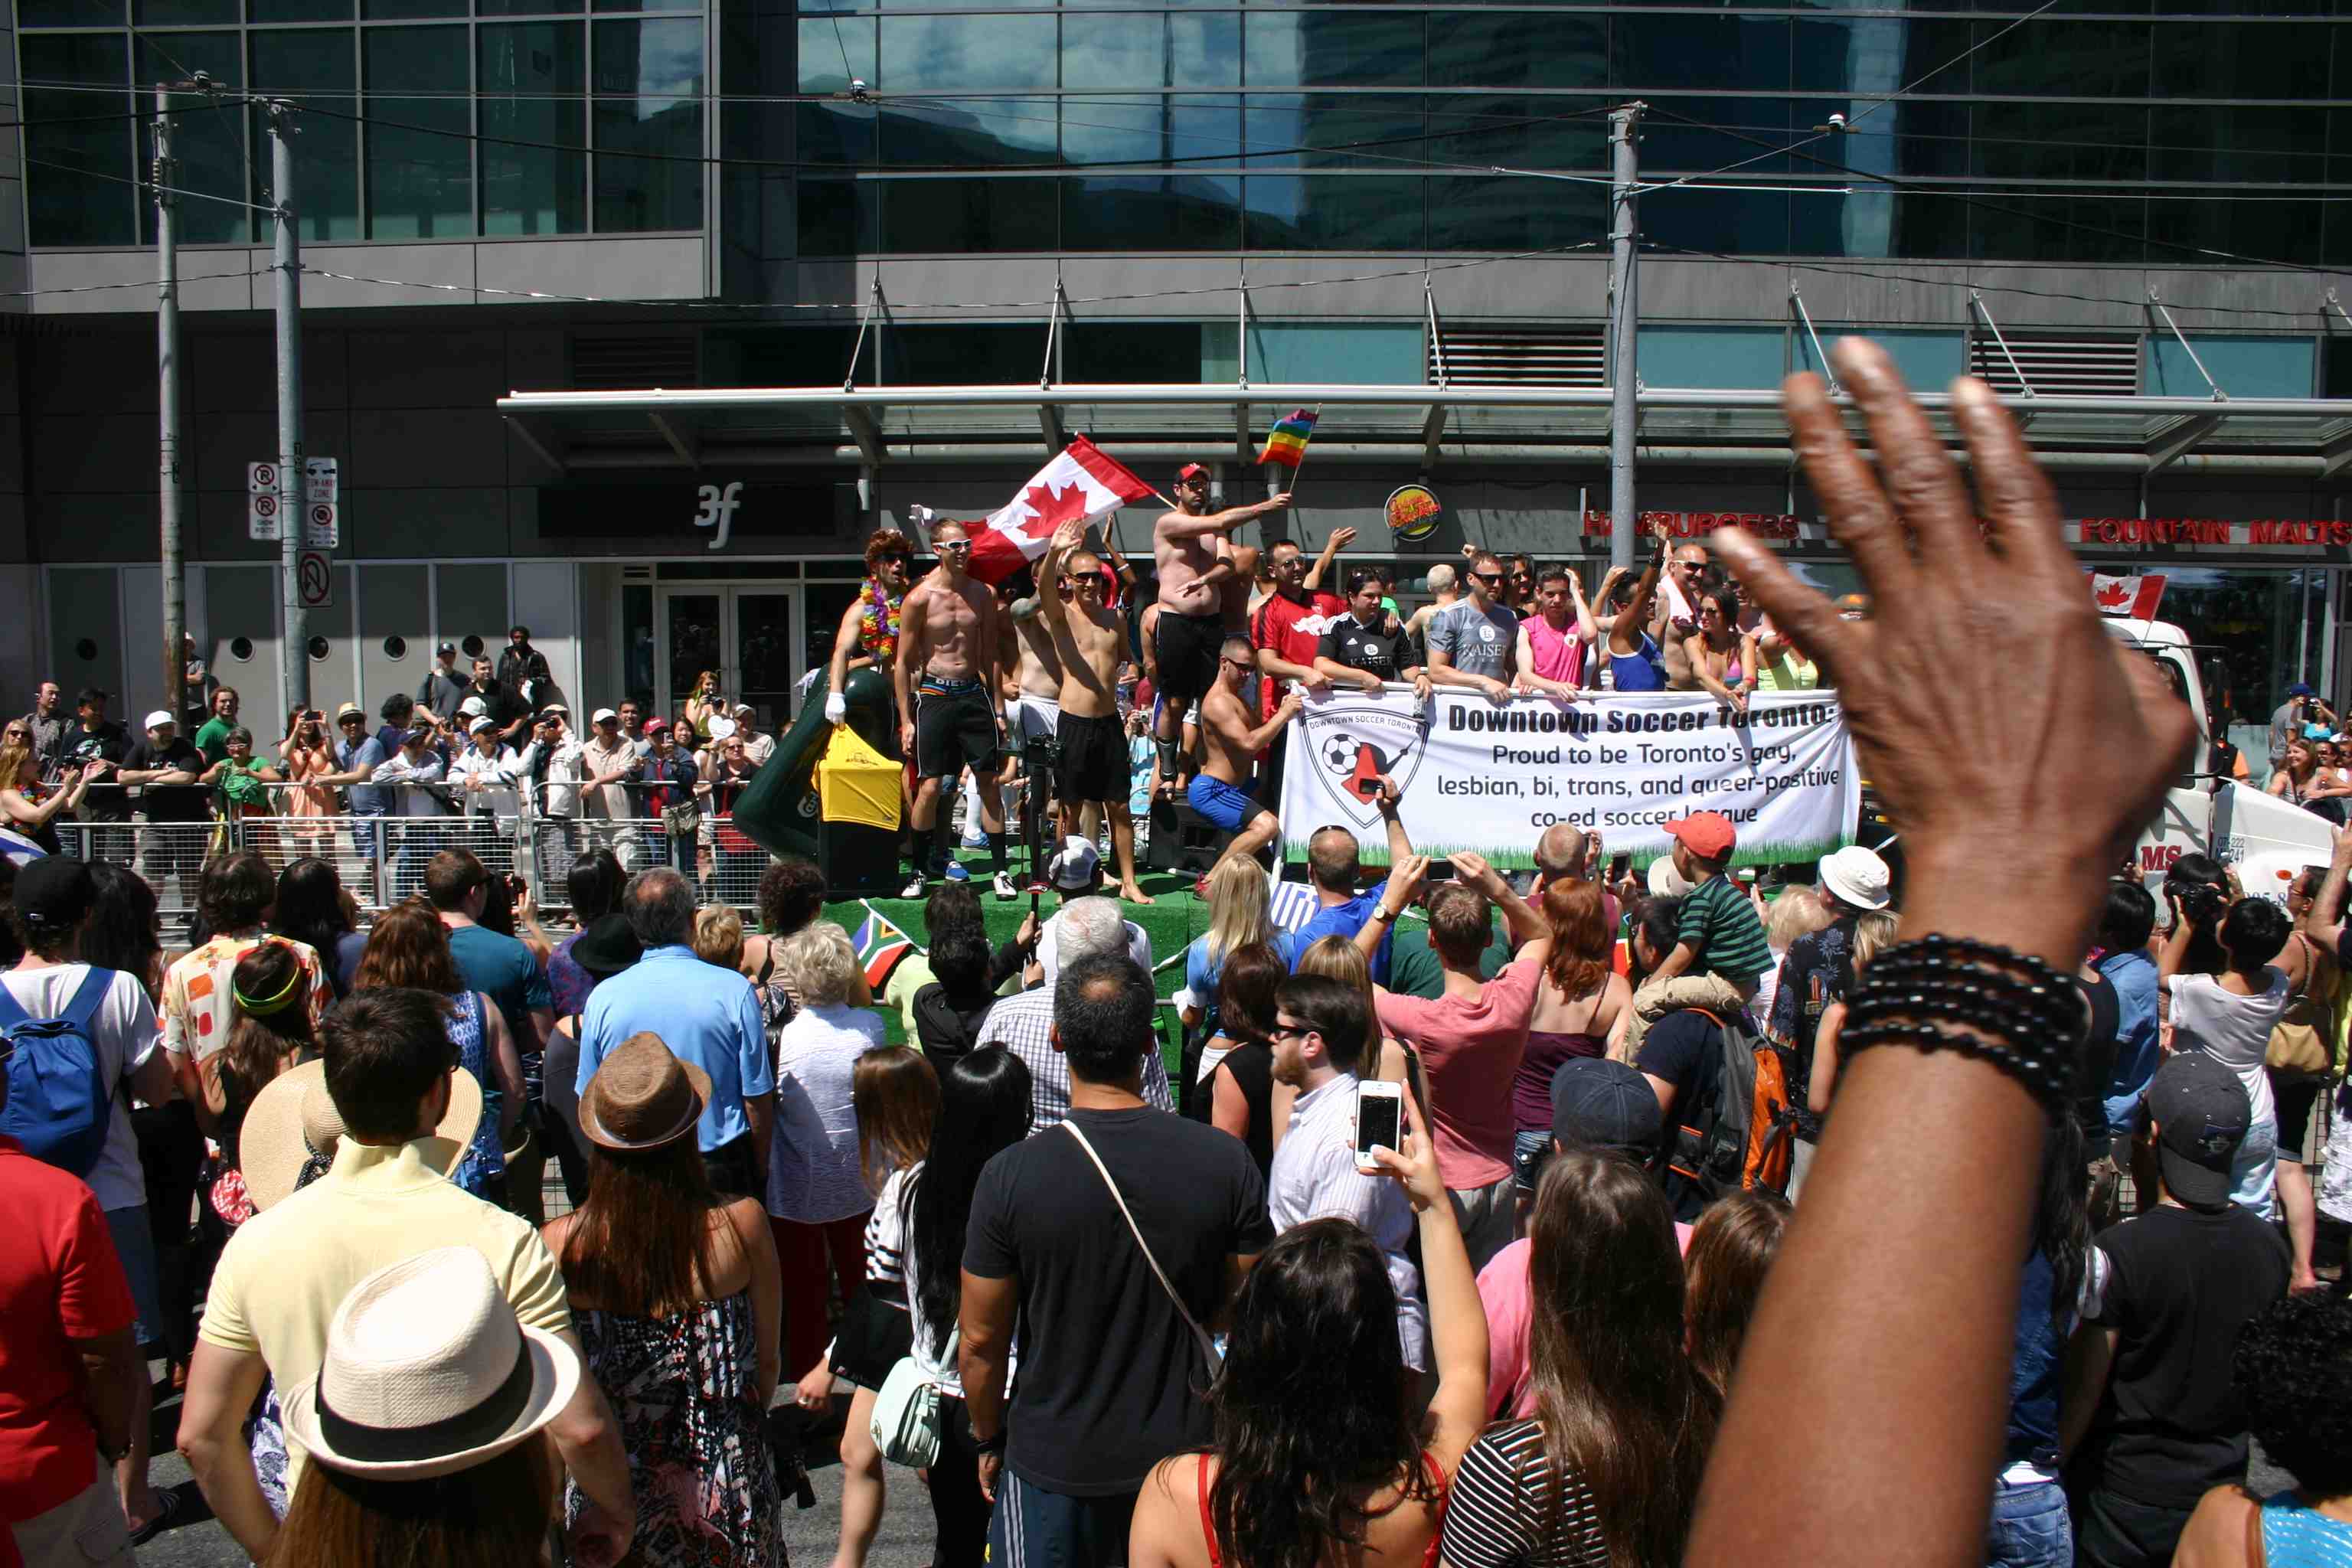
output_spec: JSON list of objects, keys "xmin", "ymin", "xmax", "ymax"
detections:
[{"xmin": 5, "ymin": 343, "xmax": 2352, "ymax": 1568}]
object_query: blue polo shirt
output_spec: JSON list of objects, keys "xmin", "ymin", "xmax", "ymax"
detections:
[
  {"xmin": 576, "ymin": 945, "xmax": 775, "ymax": 1153},
  {"xmin": 1292, "ymin": 880, "xmax": 1393, "ymax": 985}
]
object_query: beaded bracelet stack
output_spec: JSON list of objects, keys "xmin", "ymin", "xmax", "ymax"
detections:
[{"xmin": 1838, "ymin": 934, "xmax": 2089, "ymax": 1119}]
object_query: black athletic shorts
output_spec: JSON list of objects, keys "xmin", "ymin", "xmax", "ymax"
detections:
[
  {"xmin": 1056, "ymin": 710, "xmax": 1128, "ymax": 803},
  {"xmin": 914, "ymin": 673, "xmax": 1001, "ymax": 780},
  {"xmin": 1155, "ymin": 609, "xmax": 1224, "ymax": 704}
]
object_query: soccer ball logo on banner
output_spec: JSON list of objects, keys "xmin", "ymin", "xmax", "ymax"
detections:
[{"xmin": 1302, "ymin": 701, "xmax": 1429, "ymax": 831}]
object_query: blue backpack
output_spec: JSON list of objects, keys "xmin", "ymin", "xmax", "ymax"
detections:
[{"xmin": 0, "ymin": 969, "xmax": 119, "ymax": 1178}]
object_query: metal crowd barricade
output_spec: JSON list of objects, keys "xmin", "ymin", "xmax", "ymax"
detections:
[
  {"xmin": 59, "ymin": 785, "xmax": 788, "ymax": 917},
  {"xmin": 51, "ymin": 821, "xmax": 220, "ymax": 924}
]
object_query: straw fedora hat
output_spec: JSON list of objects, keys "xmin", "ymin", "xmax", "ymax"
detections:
[
  {"xmin": 281, "ymin": 1246, "xmax": 580, "ymax": 1481},
  {"xmin": 578, "ymin": 1033, "xmax": 710, "ymax": 1152},
  {"xmin": 240, "ymin": 1058, "xmax": 483, "ymax": 1213}
]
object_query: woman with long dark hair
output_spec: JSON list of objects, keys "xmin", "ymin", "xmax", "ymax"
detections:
[
  {"xmin": 544, "ymin": 1034, "xmax": 784, "ymax": 1567},
  {"xmin": 353, "ymin": 898, "xmax": 524, "ymax": 1202},
  {"xmin": 1681, "ymin": 582, "xmax": 1760, "ymax": 717},
  {"xmin": 1983, "ymin": 1113, "xmax": 2089, "ymax": 1568},
  {"xmin": 1130, "ymin": 1086, "xmax": 1488, "ymax": 1568},
  {"xmin": 1438, "ymin": 1152, "xmax": 1720, "ymax": 1568},
  {"xmin": 1682, "ymin": 1189, "xmax": 1792, "ymax": 1398},
  {"xmin": 901, "ymin": 1047, "xmax": 1033, "ymax": 1568},
  {"xmin": 270, "ymin": 857, "xmax": 365, "ymax": 998},
  {"xmin": 1206, "ymin": 942, "xmax": 1292, "ymax": 1178},
  {"xmin": 83, "ymin": 859, "xmax": 163, "ymax": 998}
]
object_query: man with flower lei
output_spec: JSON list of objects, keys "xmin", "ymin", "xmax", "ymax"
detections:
[{"xmin": 825, "ymin": 528, "xmax": 916, "ymax": 756}]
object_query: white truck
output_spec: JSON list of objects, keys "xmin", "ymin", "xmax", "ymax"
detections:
[{"xmin": 2102, "ymin": 616, "xmax": 2337, "ymax": 897}]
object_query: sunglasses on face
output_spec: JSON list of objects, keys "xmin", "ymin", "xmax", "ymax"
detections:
[
  {"xmin": 1472, "ymin": 572, "xmax": 1503, "ymax": 585},
  {"xmin": 1269, "ymin": 1022, "xmax": 1316, "ymax": 1043},
  {"xmin": 937, "ymin": 540, "xmax": 972, "ymax": 553},
  {"xmin": 1222, "ymin": 656, "xmax": 1256, "ymax": 672}
]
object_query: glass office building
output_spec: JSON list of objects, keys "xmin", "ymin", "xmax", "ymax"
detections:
[{"xmin": 7, "ymin": 0, "xmax": 2352, "ymax": 737}]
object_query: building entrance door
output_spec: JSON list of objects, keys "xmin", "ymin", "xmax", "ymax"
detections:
[{"xmin": 656, "ymin": 583, "xmax": 803, "ymax": 733}]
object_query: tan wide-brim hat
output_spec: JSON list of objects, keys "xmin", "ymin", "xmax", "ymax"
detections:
[
  {"xmin": 240, "ymin": 1058, "xmax": 483, "ymax": 1214},
  {"xmin": 281, "ymin": 1246, "xmax": 580, "ymax": 1481}
]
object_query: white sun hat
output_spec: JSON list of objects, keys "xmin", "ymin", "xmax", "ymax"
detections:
[{"xmin": 280, "ymin": 1246, "xmax": 580, "ymax": 1481}]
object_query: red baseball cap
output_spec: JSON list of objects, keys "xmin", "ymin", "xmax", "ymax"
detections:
[
  {"xmin": 1176, "ymin": 462, "xmax": 1210, "ymax": 482},
  {"xmin": 1663, "ymin": 811, "xmax": 1737, "ymax": 861}
]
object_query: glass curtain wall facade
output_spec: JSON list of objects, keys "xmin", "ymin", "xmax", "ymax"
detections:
[
  {"xmin": 19, "ymin": 0, "xmax": 707, "ymax": 246},
  {"xmin": 791, "ymin": 5, "xmax": 2352, "ymax": 264}
]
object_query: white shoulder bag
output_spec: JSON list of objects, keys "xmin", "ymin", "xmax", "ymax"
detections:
[{"xmin": 1063, "ymin": 1121, "xmax": 1223, "ymax": 1372}]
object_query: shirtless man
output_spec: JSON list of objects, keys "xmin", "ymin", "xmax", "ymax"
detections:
[
  {"xmin": 1037, "ymin": 518, "xmax": 1154, "ymax": 903},
  {"xmin": 1152, "ymin": 462, "xmax": 1290, "ymax": 796},
  {"xmin": 1650, "ymin": 540, "xmax": 1710, "ymax": 688},
  {"xmin": 1004, "ymin": 570, "xmax": 1067, "ymax": 871},
  {"xmin": 1188, "ymin": 635, "xmax": 1302, "ymax": 881},
  {"xmin": 895, "ymin": 518, "xmax": 1014, "ymax": 898}
]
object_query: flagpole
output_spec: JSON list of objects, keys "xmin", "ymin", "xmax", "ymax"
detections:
[{"xmin": 1278, "ymin": 403, "xmax": 1322, "ymax": 504}]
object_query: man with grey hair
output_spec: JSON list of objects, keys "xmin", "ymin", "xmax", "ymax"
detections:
[
  {"xmin": 975, "ymin": 895, "xmax": 1175, "ymax": 1132},
  {"xmin": 574, "ymin": 868, "xmax": 775, "ymax": 1196}
]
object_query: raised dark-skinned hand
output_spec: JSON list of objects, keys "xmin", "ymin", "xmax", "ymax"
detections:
[{"xmin": 1709, "ymin": 338, "xmax": 2194, "ymax": 969}]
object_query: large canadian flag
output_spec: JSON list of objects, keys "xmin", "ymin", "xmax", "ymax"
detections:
[
  {"xmin": 950, "ymin": 437, "xmax": 1158, "ymax": 586},
  {"xmin": 2088, "ymin": 570, "xmax": 2167, "ymax": 619}
]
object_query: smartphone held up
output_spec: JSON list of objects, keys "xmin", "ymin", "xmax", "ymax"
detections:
[{"xmin": 1354, "ymin": 1080, "xmax": 1403, "ymax": 1174}]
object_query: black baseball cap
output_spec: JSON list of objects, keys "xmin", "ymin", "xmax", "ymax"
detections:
[
  {"xmin": 14, "ymin": 856, "xmax": 93, "ymax": 933},
  {"xmin": 436, "ymin": 640, "xmax": 457, "ymax": 655},
  {"xmin": 2148, "ymin": 1052, "xmax": 2252, "ymax": 1210},
  {"xmin": 1550, "ymin": 1058, "xmax": 1661, "ymax": 1159}
]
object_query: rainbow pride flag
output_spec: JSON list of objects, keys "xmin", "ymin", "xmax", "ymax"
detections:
[{"xmin": 1256, "ymin": 409, "xmax": 1318, "ymax": 469}]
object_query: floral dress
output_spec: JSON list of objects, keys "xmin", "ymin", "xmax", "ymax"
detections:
[
  {"xmin": 567, "ymin": 1288, "xmax": 785, "ymax": 1568},
  {"xmin": 444, "ymin": 990, "xmax": 507, "ymax": 1198}
]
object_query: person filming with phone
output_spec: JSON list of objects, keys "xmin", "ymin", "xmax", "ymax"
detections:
[{"xmin": 1260, "ymin": 974, "xmax": 1429, "ymax": 1377}]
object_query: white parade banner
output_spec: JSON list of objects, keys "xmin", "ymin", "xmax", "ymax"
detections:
[{"xmin": 1277, "ymin": 687, "xmax": 1860, "ymax": 869}]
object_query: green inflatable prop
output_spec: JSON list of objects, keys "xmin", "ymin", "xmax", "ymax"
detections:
[{"xmin": 728, "ymin": 665, "xmax": 897, "ymax": 860}]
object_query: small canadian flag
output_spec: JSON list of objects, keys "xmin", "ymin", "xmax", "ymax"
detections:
[{"xmin": 2088, "ymin": 571, "xmax": 2167, "ymax": 619}]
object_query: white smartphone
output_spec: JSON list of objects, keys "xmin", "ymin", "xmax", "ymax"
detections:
[{"xmin": 1354, "ymin": 1080, "xmax": 1404, "ymax": 1174}]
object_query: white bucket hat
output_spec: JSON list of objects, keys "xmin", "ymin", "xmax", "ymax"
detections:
[
  {"xmin": 281, "ymin": 1246, "xmax": 580, "ymax": 1481},
  {"xmin": 1819, "ymin": 844, "xmax": 1893, "ymax": 912}
]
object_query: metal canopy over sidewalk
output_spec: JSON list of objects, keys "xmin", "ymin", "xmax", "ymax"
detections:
[{"xmin": 498, "ymin": 383, "xmax": 2352, "ymax": 478}]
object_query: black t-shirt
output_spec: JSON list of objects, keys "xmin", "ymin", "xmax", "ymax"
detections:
[
  {"xmin": 2076, "ymin": 1203, "xmax": 2289, "ymax": 1508},
  {"xmin": 964, "ymin": 1106, "xmax": 1272, "ymax": 1495},
  {"xmin": 123, "ymin": 737, "xmax": 208, "ymax": 822},
  {"xmin": 1635, "ymin": 1008, "xmax": 1723, "ymax": 1221},
  {"xmin": 1317, "ymin": 612, "xmax": 1411, "ymax": 682},
  {"xmin": 2074, "ymin": 970, "xmax": 2122, "ymax": 1155},
  {"xmin": 59, "ymin": 722, "xmax": 131, "ymax": 822}
]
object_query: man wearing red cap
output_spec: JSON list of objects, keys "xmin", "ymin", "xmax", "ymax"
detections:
[
  {"xmin": 1150, "ymin": 464, "xmax": 1290, "ymax": 794},
  {"xmin": 1645, "ymin": 811, "xmax": 1773, "ymax": 1001}
]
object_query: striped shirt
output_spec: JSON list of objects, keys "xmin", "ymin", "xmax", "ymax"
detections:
[
  {"xmin": 972, "ymin": 987, "xmax": 1177, "ymax": 1135},
  {"xmin": 865, "ymin": 1165, "xmax": 910, "ymax": 1288},
  {"xmin": 1439, "ymin": 1420, "xmax": 1609, "ymax": 1568},
  {"xmin": 1675, "ymin": 874, "xmax": 1773, "ymax": 988}
]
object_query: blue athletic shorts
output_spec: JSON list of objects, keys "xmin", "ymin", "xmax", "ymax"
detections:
[{"xmin": 1186, "ymin": 773, "xmax": 1267, "ymax": 831}]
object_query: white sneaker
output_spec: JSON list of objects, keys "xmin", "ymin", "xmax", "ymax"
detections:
[
  {"xmin": 991, "ymin": 871, "xmax": 1018, "ymax": 899},
  {"xmin": 899, "ymin": 873, "xmax": 927, "ymax": 899}
]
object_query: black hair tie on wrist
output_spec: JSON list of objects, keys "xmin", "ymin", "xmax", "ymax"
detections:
[{"xmin": 1839, "ymin": 935, "xmax": 2087, "ymax": 1120}]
